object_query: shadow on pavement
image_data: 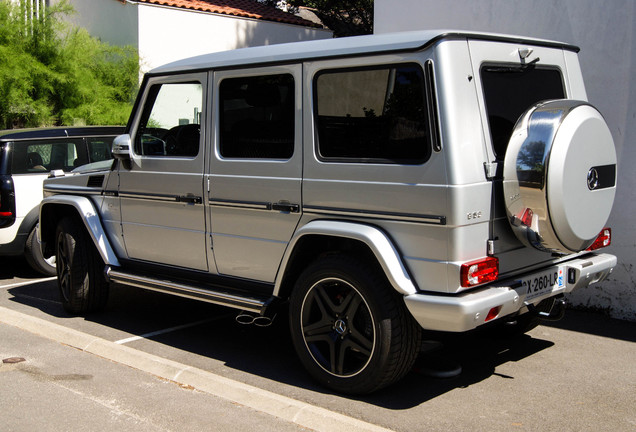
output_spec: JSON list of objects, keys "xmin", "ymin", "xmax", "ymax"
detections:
[
  {"xmin": 542, "ymin": 308, "xmax": 636, "ymax": 343},
  {"xmin": 6, "ymin": 279, "xmax": 564, "ymax": 409},
  {"xmin": 0, "ymin": 256, "xmax": 42, "ymax": 280}
]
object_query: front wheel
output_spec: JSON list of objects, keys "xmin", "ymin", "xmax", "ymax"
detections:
[
  {"xmin": 289, "ymin": 255, "xmax": 421, "ymax": 394},
  {"xmin": 55, "ymin": 217, "xmax": 109, "ymax": 314}
]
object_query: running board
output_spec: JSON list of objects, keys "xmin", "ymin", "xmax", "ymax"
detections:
[{"xmin": 105, "ymin": 267, "xmax": 271, "ymax": 314}]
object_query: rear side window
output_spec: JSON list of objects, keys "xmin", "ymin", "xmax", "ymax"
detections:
[
  {"xmin": 314, "ymin": 63, "xmax": 431, "ymax": 164},
  {"xmin": 219, "ymin": 74, "xmax": 295, "ymax": 159},
  {"xmin": 11, "ymin": 139, "xmax": 85, "ymax": 174},
  {"xmin": 481, "ymin": 66, "xmax": 565, "ymax": 159}
]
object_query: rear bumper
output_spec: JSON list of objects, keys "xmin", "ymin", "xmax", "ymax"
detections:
[
  {"xmin": 404, "ymin": 252, "xmax": 616, "ymax": 332},
  {"xmin": 0, "ymin": 218, "xmax": 27, "ymax": 256}
]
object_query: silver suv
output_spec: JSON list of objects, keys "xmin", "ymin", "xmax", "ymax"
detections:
[{"xmin": 40, "ymin": 31, "xmax": 617, "ymax": 393}]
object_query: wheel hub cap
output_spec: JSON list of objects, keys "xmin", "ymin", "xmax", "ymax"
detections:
[{"xmin": 333, "ymin": 318, "xmax": 347, "ymax": 335}]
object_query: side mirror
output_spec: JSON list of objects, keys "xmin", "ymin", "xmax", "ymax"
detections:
[{"xmin": 112, "ymin": 134, "xmax": 132, "ymax": 160}]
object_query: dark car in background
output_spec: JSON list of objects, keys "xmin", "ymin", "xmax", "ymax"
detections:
[{"xmin": 0, "ymin": 126, "xmax": 124, "ymax": 275}]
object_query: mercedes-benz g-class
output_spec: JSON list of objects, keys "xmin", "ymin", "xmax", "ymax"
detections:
[{"xmin": 40, "ymin": 31, "xmax": 617, "ymax": 393}]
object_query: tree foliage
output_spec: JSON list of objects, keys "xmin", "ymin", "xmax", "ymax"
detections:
[
  {"xmin": 0, "ymin": 1, "xmax": 138, "ymax": 129},
  {"xmin": 288, "ymin": 0, "xmax": 373, "ymax": 37},
  {"xmin": 259, "ymin": 0, "xmax": 373, "ymax": 37}
]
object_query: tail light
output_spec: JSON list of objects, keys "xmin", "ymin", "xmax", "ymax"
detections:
[
  {"xmin": 460, "ymin": 257, "xmax": 499, "ymax": 287},
  {"xmin": 520, "ymin": 208, "xmax": 534, "ymax": 227},
  {"xmin": 0, "ymin": 176, "xmax": 16, "ymax": 227},
  {"xmin": 587, "ymin": 228, "xmax": 611, "ymax": 251}
]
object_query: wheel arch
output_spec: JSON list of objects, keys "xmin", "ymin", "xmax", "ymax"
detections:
[
  {"xmin": 17, "ymin": 205, "xmax": 40, "ymax": 237},
  {"xmin": 274, "ymin": 220, "xmax": 417, "ymax": 299},
  {"xmin": 40, "ymin": 195, "xmax": 120, "ymax": 267}
]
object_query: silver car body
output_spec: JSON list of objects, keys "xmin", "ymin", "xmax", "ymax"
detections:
[{"xmin": 40, "ymin": 30, "xmax": 617, "ymax": 333}]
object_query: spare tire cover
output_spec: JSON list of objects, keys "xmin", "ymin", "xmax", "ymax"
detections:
[{"xmin": 503, "ymin": 100, "xmax": 616, "ymax": 254}]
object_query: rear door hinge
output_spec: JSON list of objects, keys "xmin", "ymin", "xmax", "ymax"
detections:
[{"xmin": 484, "ymin": 161, "xmax": 499, "ymax": 180}]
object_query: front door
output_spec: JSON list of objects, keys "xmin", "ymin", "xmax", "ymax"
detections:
[{"xmin": 119, "ymin": 73, "xmax": 208, "ymax": 270}]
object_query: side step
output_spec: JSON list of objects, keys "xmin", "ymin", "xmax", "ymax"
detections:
[{"xmin": 105, "ymin": 267, "xmax": 272, "ymax": 314}]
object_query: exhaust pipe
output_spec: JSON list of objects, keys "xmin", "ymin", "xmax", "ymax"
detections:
[{"xmin": 236, "ymin": 312, "xmax": 276, "ymax": 327}]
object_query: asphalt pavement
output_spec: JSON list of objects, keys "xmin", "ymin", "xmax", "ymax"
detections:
[{"xmin": 1, "ymin": 256, "xmax": 635, "ymax": 432}]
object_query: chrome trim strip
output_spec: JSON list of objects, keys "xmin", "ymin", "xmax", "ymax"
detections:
[
  {"xmin": 118, "ymin": 191, "xmax": 203, "ymax": 204},
  {"xmin": 303, "ymin": 205, "xmax": 446, "ymax": 225},
  {"xmin": 43, "ymin": 184, "xmax": 102, "ymax": 195},
  {"xmin": 119, "ymin": 191, "xmax": 180, "ymax": 203},
  {"xmin": 210, "ymin": 199, "xmax": 272, "ymax": 211},
  {"xmin": 107, "ymin": 268, "xmax": 266, "ymax": 313}
]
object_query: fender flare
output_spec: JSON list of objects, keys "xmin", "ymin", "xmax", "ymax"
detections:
[
  {"xmin": 40, "ymin": 195, "xmax": 120, "ymax": 267},
  {"xmin": 274, "ymin": 220, "xmax": 417, "ymax": 296}
]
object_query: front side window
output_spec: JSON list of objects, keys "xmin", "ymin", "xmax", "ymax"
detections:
[
  {"xmin": 219, "ymin": 74, "xmax": 294, "ymax": 159},
  {"xmin": 135, "ymin": 82, "xmax": 202, "ymax": 157},
  {"xmin": 315, "ymin": 63, "xmax": 431, "ymax": 164}
]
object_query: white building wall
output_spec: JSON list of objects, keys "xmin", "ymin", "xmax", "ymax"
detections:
[
  {"xmin": 136, "ymin": 3, "xmax": 331, "ymax": 72},
  {"xmin": 64, "ymin": 0, "xmax": 331, "ymax": 74},
  {"xmin": 375, "ymin": 0, "xmax": 636, "ymax": 321},
  {"xmin": 64, "ymin": 0, "xmax": 139, "ymax": 48}
]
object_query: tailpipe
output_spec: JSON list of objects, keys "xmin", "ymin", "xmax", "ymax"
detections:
[{"xmin": 236, "ymin": 312, "xmax": 276, "ymax": 327}]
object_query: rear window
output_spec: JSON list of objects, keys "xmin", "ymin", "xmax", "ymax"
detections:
[{"xmin": 481, "ymin": 66, "xmax": 565, "ymax": 159}]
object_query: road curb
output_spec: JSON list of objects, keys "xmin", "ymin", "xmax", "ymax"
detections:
[{"xmin": 0, "ymin": 306, "xmax": 394, "ymax": 432}]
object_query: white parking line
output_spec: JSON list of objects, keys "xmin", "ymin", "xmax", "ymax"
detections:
[
  {"xmin": 0, "ymin": 277, "xmax": 56, "ymax": 289},
  {"xmin": 115, "ymin": 318, "xmax": 220, "ymax": 344}
]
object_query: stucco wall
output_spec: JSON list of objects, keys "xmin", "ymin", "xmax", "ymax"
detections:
[
  {"xmin": 65, "ymin": 0, "xmax": 332, "ymax": 73},
  {"xmin": 375, "ymin": 0, "xmax": 636, "ymax": 321},
  {"xmin": 136, "ymin": 3, "xmax": 331, "ymax": 72},
  {"xmin": 64, "ymin": 0, "xmax": 139, "ymax": 48}
]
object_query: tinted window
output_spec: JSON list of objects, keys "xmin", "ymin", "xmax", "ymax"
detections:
[
  {"xmin": 86, "ymin": 137, "xmax": 114, "ymax": 162},
  {"xmin": 11, "ymin": 139, "xmax": 85, "ymax": 174},
  {"xmin": 219, "ymin": 74, "xmax": 294, "ymax": 159},
  {"xmin": 135, "ymin": 82, "xmax": 202, "ymax": 157},
  {"xmin": 481, "ymin": 66, "xmax": 565, "ymax": 159},
  {"xmin": 315, "ymin": 64, "xmax": 431, "ymax": 164}
]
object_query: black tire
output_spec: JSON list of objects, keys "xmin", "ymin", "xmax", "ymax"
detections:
[
  {"xmin": 55, "ymin": 217, "xmax": 109, "ymax": 314},
  {"xmin": 24, "ymin": 224, "xmax": 56, "ymax": 276},
  {"xmin": 289, "ymin": 254, "xmax": 421, "ymax": 394}
]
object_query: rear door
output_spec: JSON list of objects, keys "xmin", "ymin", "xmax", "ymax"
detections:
[
  {"xmin": 467, "ymin": 40, "xmax": 572, "ymax": 275},
  {"xmin": 118, "ymin": 73, "xmax": 208, "ymax": 270},
  {"xmin": 208, "ymin": 65, "xmax": 302, "ymax": 282}
]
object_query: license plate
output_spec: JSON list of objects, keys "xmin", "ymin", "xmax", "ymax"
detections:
[{"xmin": 521, "ymin": 267, "xmax": 565, "ymax": 302}]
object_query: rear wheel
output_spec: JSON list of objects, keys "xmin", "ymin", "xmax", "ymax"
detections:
[
  {"xmin": 24, "ymin": 224, "xmax": 56, "ymax": 276},
  {"xmin": 55, "ymin": 217, "xmax": 109, "ymax": 314},
  {"xmin": 289, "ymin": 254, "xmax": 421, "ymax": 394}
]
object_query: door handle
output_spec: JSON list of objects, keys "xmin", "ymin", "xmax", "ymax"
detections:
[
  {"xmin": 178, "ymin": 195, "xmax": 202, "ymax": 204},
  {"xmin": 271, "ymin": 202, "xmax": 299, "ymax": 213}
]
